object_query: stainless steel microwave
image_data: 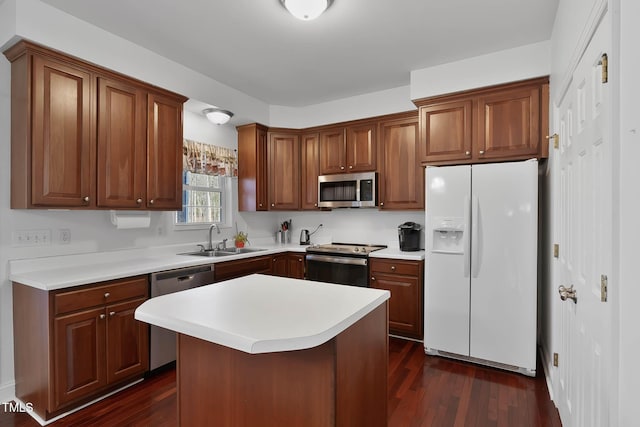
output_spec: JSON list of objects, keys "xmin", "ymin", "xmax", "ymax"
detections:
[{"xmin": 318, "ymin": 172, "xmax": 377, "ymax": 208}]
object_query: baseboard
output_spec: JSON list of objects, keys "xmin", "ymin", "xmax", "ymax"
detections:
[{"xmin": 0, "ymin": 380, "xmax": 16, "ymax": 406}]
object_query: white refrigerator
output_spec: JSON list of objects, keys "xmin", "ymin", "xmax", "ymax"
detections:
[{"xmin": 424, "ymin": 159, "xmax": 538, "ymax": 376}]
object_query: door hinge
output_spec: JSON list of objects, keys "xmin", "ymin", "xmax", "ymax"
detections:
[
  {"xmin": 546, "ymin": 134, "xmax": 559, "ymax": 149},
  {"xmin": 599, "ymin": 53, "xmax": 608, "ymax": 84},
  {"xmin": 553, "ymin": 244, "xmax": 559, "ymax": 258},
  {"xmin": 553, "ymin": 352, "xmax": 559, "ymax": 367},
  {"xmin": 601, "ymin": 274, "xmax": 608, "ymax": 302}
]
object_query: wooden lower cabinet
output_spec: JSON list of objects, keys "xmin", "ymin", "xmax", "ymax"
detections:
[
  {"xmin": 369, "ymin": 258, "xmax": 424, "ymax": 339},
  {"xmin": 214, "ymin": 255, "xmax": 272, "ymax": 282},
  {"xmin": 270, "ymin": 253, "xmax": 305, "ymax": 279},
  {"xmin": 13, "ymin": 276, "xmax": 149, "ymax": 421}
]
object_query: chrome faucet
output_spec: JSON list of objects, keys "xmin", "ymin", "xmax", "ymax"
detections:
[
  {"xmin": 216, "ymin": 239, "xmax": 228, "ymax": 250},
  {"xmin": 208, "ymin": 224, "xmax": 220, "ymax": 250}
]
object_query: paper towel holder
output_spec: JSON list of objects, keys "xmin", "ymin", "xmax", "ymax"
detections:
[{"xmin": 109, "ymin": 210, "xmax": 151, "ymax": 229}]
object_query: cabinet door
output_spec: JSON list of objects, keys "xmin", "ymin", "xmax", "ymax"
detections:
[
  {"xmin": 346, "ymin": 123, "xmax": 376, "ymax": 172},
  {"xmin": 419, "ymin": 100, "xmax": 472, "ymax": 164},
  {"xmin": 237, "ymin": 124, "xmax": 268, "ymax": 211},
  {"xmin": 53, "ymin": 307, "xmax": 106, "ymax": 409},
  {"xmin": 370, "ymin": 259, "xmax": 423, "ymax": 339},
  {"xmin": 271, "ymin": 254, "xmax": 289, "ymax": 277},
  {"xmin": 106, "ymin": 297, "xmax": 149, "ymax": 384},
  {"xmin": 379, "ymin": 116, "xmax": 424, "ymax": 210},
  {"xmin": 96, "ymin": 77, "xmax": 146, "ymax": 208},
  {"xmin": 215, "ymin": 256, "xmax": 272, "ymax": 282},
  {"xmin": 268, "ymin": 132, "xmax": 300, "ymax": 210},
  {"xmin": 300, "ymin": 133, "xmax": 320, "ymax": 210},
  {"xmin": 319, "ymin": 128, "xmax": 346, "ymax": 174},
  {"xmin": 476, "ymin": 85, "xmax": 540, "ymax": 160},
  {"xmin": 287, "ymin": 254, "xmax": 305, "ymax": 279},
  {"xmin": 31, "ymin": 55, "xmax": 94, "ymax": 207},
  {"xmin": 147, "ymin": 92, "xmax": 184, "ymax": 209}
]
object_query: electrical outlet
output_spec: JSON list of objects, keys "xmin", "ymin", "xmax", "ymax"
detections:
[
  {"xmin": 59, "ymin": 229, "xmax": 71, "ymax": 244},
  {"xmin": 12, "ymin": 229, "xmax": 52, "ymax": 246}
]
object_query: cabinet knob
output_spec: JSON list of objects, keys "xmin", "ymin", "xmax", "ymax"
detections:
[
  {"xmin": 104, "ymin": 292, "xmax": 110, "ymax": 298},
  {"xmin": 371, "ymin": 276, "xmax": 376, "ymax": 281},
  {"xmin": 136, "ymin": 198, "xmax": 143, "ymax": 204},
  {"xmin": 99, "ymin": 314, "xmax": 106, "ymax": 319},
  {"xmin": 299, "ymin": 258, "xmax": 303, "ymax": 262},
  {"xmin": 340, "ymin": 166, "xmax": 345, "ymax": 170},
  {"xmin": 380, "ymin": 202, "xmax": 384, "ymax": 206},
  {"xmin": 259, "ymin": 203, "xmax": 263, "ymax": 207},
  {"xmin": 314, "ymin": 203, "xmax": 317, "ymax": 207},
  {"xmin": 479, "ymin": 150, "xmax": 485, "ymax": 155},
  {"xmin": 271, "ymin": 203, "xmax": 275, "ymax": 207},
  {"xmin": 391, "ymin": 265, "xmax": 396, "ymax": 271},
  {"xmin": 349, "ymin": 165, "xmax": 353, "ymax": 169},
  {"xmin": 465, "ymin": 151, "xmax": 471, "ymax": 156},
  {"xmin": 83, "ymin": 196, "xmax": 90, "ymax": 203},
  {"xmin": 109, "ymin": 311, "xmax": 116, "ymax": 317},
  {"xmin": 149, "ymin": 199, "xmax": 155, "ymax": 205}
]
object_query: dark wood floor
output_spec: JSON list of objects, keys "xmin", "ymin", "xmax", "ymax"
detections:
[{"xmin": 1, "ymin": 337, "xmax": 561, "ymax": 427}]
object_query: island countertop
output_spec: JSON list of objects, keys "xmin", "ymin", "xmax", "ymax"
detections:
[{"xmin": 135, "ymin": 274, "xmax": 390, "ymax": 354}]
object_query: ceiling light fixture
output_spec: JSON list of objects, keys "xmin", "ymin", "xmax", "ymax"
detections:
[
  {"xmin": 279, "ymin": 0, "xmax": 333, "ymax": 21},
  {"xmin": 203, "ymin": 108, "xmax": 234, "ymax": 125}
]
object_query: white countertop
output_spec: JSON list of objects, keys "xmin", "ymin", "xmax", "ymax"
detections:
[
  {"xmin": 135, "ymin": 274, "xmax": 390, "ymax": 354},
  {"xmin": 8, "ymin": 242, "xmax": 422, "ymax": 291}
]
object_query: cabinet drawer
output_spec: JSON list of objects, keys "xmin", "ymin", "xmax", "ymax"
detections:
[
  {"xmin": 215, "ymin": 256, "xmax": 272, "ymax": 282},
  {"xmin": 54, "ymin": 276, "xmax": 149, "ymax": 315},
  {"xmin": 370, "ymin": 259, "xmax": 421, "ymax": 276}
]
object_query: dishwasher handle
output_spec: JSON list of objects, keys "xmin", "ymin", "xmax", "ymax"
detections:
[
  {"xmin": 178, "ymin": 275, "xmax": 195, "ymax": 282},
  {"xmin": 151, "ymin": 265, "xmax": 213, "ymax": 282}
]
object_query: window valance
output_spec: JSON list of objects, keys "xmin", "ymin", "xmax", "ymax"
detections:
[{"xmin": 183, "ymin": 139, "xmax": 237, "ymax": 177}]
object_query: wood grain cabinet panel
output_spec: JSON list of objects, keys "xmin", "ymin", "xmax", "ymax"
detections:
[
  {"xmin": 378, "ymin": 114, "xmax": 424, "ymax": 210},
  {"xmin": 4, "ymin": 40, "xmax": 186, "ymax": 210},
  {"xmin": 415, "ymin": 76, "xmax": 549, "ymax": 165},
  {"xmin": 319, "ymin": 127, "xmax": 346, "ymax": 174},
  {"xmin": 26, "ymin": 54, "xmax": 94, "ymax": 207},
  {"xmin": 270, "ymin": 253, "xmax": 305, "ymax": 279},
  {"xmin": 300, "ymin": 132, "xmax": 320, "ymax": 210},
  {"xmin": 13, "ymin": 276, "xmax": 149, "ymax": 421},
  {"xmin": 370, "ymin": 258, "xmax": 424, "ymax": 339},
  {"xmin": 346, "ymin": 122, "xmax": 377, "ymax": 172},
  {"xmin": 268, "ymin": 132, "xmax": 300, "ymax": 210},
  {"xmin": 237, "ymin": 123, "xmax": 269, "ymax": 211}
]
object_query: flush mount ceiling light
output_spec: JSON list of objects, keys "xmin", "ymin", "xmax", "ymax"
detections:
[
  {"xmin": 203, "ymin": 108, "xmax": 234, "ymax": 125},
  {"xmin": 279, "ymin": 0, "xmax": 334, "ymax": 21}
]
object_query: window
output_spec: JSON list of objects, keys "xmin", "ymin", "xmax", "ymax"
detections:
[
  {"xmin": 176, "ymin": 171, "xmax": 224, "ymax": 225},
  {"xmin": 175, "ymin": 139, "xmax": 237, "ymax": 228}
]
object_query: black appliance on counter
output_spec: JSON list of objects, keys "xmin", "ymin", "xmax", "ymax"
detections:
[
  {"xmin": 305, "ymin": 243, "xmax": 386, "ymax": 287},
  {"xmin": 398, "ymin": 222, "xmax": 422, "ymax": 251}
]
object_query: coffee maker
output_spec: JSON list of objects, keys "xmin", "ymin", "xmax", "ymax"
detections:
[{"xmin": 398, "ymin": 222, "xmax": 421, "ymax": 251}]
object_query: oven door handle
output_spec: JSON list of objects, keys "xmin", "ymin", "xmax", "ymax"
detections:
[{"xmin": 305, "ymin": 254, "xmax": 368, "ymax": 266}]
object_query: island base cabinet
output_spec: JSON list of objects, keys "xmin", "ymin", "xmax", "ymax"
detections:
[{"xmin": 177, "ymin": 302, "xmax": 388, "ymax": 427}]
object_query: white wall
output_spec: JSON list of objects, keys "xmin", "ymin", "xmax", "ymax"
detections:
[{"xmin": 410, "ymin": 41, "xmax": 551, "ymax": 101}]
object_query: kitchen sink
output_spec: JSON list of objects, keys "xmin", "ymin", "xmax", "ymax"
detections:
[
  {"xmin": 179, "ymin": 247, "xmax": 266, "ymax": 257},
  {"xmin": 219, "ymin": 247, "xmax": 266, "ymax": 254},
  {"xmin": 179, "ymin": 249, "xmax": 237, "ymax": 257}
]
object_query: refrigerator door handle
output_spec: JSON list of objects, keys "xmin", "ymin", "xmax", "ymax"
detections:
[
  {"xmin": 463, "ymin": 194, "xmax": 471, "ymax": 278},
  {"xmin": 471, "ymin": 195, "xmax": 481, "ymax": 278}
]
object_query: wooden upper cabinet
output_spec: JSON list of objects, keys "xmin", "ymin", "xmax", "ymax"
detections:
[
  {"xmin": 146, "ymin": 92, "xmax": 184, "ymax": 209},
  {"xmin": 419, "ymin": 100, "xmax": 472, "ymax": 164},
  {"xmin": 346, "ymin": 122, "xmax": 376, "ymax": 172},
  {"xmin": 415, "ymin": 76, "xmax": 549, "ymax": 165},
  {"xmin": 319, "ymin": 128, "xmax": 346, "ymax": 174},
  {"xmin": 476, "ymin": 85, "xmax": 540, "ymax": 160},
  {"xmin": 378, "ymin": 114, "xmax": 424, "ymax": 210},
  {"xmin": 268, "ymin": 132, "xmax": 300, "ymax": 210},
  {"xmin": 4, "ymin": 40, "xmax": 187, "ymax": 210},
  {"xmin": 237, "ymin": 124, "xmax": 268, "ymax": 211},
  {"xmin": 300, "ymin": 132, "xmax": 320, "ymax": 210},
  {"xmin": 96, "ymin": 77, "xmax": 146, "ymax": 208},
  {"xmin": 25, "ymin": 54, "xmax": 94, "ymax": 208},
  {"xmin": 319, "ymin": 124, "xmax": 376, "ymax": 174}
]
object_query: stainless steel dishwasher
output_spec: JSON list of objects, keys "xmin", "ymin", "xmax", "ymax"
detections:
[{"xmin": 149, "ymin": 264, "xmax": 215, "ymax": 370}]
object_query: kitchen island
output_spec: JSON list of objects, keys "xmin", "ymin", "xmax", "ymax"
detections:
[{"xmin": 135, "ymin": 274, "xmax": 390, "ymax": 427}]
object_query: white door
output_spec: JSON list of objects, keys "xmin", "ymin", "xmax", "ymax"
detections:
[
  {"xmin": 470, "ymin": 160, "xmax": 538, "ymax": 373},
  {"xmin": 424, "ymin": 165, "xmax": 471, "ymax": 356},
  {"xmin": 554, "ymin": 12, "xmax": 611, "ymax": 427}
]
